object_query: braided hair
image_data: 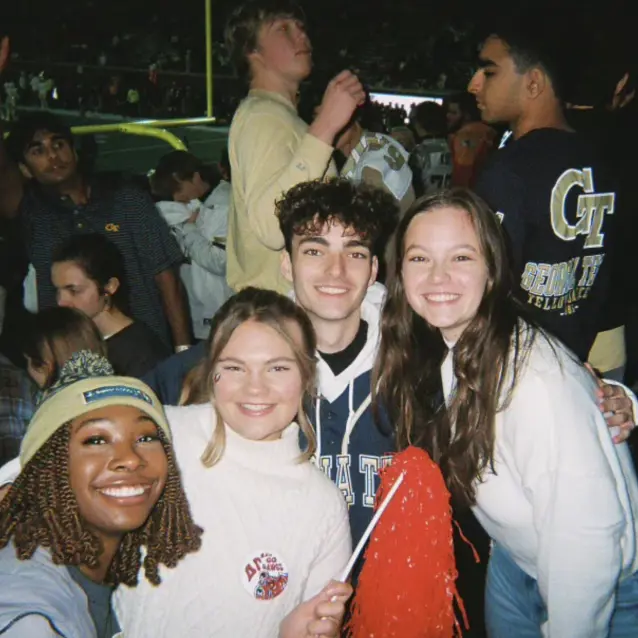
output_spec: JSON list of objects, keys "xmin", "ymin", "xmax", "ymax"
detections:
[
  {"xmin": 0, "ymin": 424, "xmax": 202, "ymax": 586},
  {"xmin": 0, "ymin": 352, "xmax": 203, "ymax": 586}
]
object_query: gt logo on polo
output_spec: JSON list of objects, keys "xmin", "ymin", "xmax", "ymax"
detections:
[
  {"xmin": 105, "ymin": 223, "xmax": 120, "ymax": 232},
  {"xmin": 242, "ymin": 550, "xmax": 288, "ymax": 601},
  {"xmin": 550, "ymin": 167, "xmax": 615, "ymax": 249}
]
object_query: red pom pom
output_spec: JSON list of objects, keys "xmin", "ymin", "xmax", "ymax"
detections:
[{"xmin": 345, "ymin": 446, "xmax": 466, "ymax": 638}]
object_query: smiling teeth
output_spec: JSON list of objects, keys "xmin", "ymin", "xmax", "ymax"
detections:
[
  {"xmin": 241, "ymin": 404, "xmax": 271, "ymax": 412},
  {"xmin": 100, "ymin": 486, "xmax": 147, "ymax": 498},
  {"xmin": 317, "ymin": 287, "xmax": 347, "ymax": 295},
  {"xmin": 426, "ymin": 293, "xmax": 459, "ymax": 302}
]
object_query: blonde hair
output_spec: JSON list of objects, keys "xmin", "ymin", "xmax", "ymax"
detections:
[{"xmin": 180, "ymin": 288, "xmax": 317, "ymax": 467}]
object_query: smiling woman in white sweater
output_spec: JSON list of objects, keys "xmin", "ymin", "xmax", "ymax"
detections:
[
  {"xmin": 375, "ymin": 188, "xmax": 638, "ymax": 638},
  {"xmin": 114, "ymin": 287, "xmax": 352, "ymax": 638}
]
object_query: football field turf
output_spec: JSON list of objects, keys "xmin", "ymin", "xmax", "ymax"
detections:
[{"xmin": 58, "ymin": 112, "xmax": 230, "ymax": 176}]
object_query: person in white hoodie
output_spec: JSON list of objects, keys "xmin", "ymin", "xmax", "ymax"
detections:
[
  {"xmin": 375, "ymin": 187, "xmax": 638, "ymax": 638},
  {"xmin": 152, "ymin": 150, "xmax": 232, "ymax": 340}
]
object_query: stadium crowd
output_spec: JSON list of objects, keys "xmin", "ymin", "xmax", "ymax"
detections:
[{"xmin": 0, "ymin": 0, "xmax": 637, "ymax": 637}]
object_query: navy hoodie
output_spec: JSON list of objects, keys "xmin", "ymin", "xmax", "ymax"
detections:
[{"xmin": 311, "ymin": 283, "xmax": 395, "ymax": 548}]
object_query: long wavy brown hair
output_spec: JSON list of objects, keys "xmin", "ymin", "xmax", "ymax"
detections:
[
  {"xmin": 180, "ymin": 287, "xmax": 318, "ymax": 467},
  {"xmin": 0, "ymin": 425, "xmax": 202, "ymax": 586},
  {"xmin": 374, "ymin": 188, "xmax": 537, "ymax": 508}
]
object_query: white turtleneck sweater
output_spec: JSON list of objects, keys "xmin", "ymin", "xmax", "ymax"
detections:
[
  {"xmin": 441, "ymin": 327, "xmax": 638, "ymax": 638},
  {"xmin": 114, "ymin": 404, "xmax": 351, "ymax": 638}
]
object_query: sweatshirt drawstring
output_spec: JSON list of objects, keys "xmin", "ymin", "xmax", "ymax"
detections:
[
  {"xmin": 315, "ymin": 380, "xmax": 373, "ymax": 465},
  {"xmin": 314, "ymin": 396, "xmax": 322, "ymax": 468}
]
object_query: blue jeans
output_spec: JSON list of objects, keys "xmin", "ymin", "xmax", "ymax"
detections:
[{"xmin": 485, "ymin": 544, "xmax": 638, "ymax": 637}]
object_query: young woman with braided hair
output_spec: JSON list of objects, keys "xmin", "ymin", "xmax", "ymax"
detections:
[{"xmin": 0, "ymin": 351, "xmax": 202, "ymax": 637}]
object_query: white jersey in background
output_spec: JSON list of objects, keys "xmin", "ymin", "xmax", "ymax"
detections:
[
  {"xmin": 411, "ymin": 137, "xmax": 452, "ymax": 194},
  {"xmin": 156, "ymin": 182, "xmax": 232, "ymax": 340},
  {"xmin": 341, "ymin": 131, "xmax": 413, "ymax": 204}
]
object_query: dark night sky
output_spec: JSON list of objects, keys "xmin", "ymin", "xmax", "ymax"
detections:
[{"xmin": 0, "ymin": 0, "xmax": 632, "ymax": 68}]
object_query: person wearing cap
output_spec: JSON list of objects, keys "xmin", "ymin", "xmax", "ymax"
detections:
[{"xmin": 0, "ymin": 351, "xmax": 203, "ymax": 638}]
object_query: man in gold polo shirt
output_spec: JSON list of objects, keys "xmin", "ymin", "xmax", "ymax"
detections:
[{"xmin": 224, "ymin": 0, "xmax": 365, "ymax": 293}]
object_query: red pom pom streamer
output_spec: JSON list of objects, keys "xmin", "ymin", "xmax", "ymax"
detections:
[{"xmin": 345, "ymin": 446, "xmax": 467, "ymax": 638}]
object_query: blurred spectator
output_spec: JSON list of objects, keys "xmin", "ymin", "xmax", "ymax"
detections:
[
  {"xmin": 336, "ymin": 101, "xmax": 415, "ymax": 215},
  {"xmin": 152, "ymin": 150, "xmax": 231, "ymax": 340},
  {"xmin": 22, "ymin": 306, "xmax": 106, "ymax": 389},
  {"xmin": 0, "ymin": 352, "xmax": 34, "ymax": 466},
  {"xmin": 51, "ymin": 234, "xmax": 171, "ymax": 378},
  {"xmin": 445, "ymin": 92, "xmax": 497, "ymax": 187},
  {"xmin": 409, "ymin": 100, "xmax": 452, "ymax": 195},
  {"xmin": 1, "ymin": 112, "xmax": 191, "ymax": 350}
]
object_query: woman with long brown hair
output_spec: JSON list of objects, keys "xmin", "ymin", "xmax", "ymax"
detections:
[{"xmin": 374, "ymin": 188, "xmax": 638, "ymax": 638}]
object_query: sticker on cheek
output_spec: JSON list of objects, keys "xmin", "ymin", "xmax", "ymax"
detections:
[{"xmin": 213, "ymin": 372, "xmax": 221, "ymax": 383}]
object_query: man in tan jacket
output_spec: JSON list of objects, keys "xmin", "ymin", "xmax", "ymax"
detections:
[{"xmin": 224, "ymin": 0, "xmax": 365, "ymax": 293}]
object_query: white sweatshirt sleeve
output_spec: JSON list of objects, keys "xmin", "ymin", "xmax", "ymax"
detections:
[
  {"xmin": 0, "ymin": 457, "xmax": 21, "ymax": 487},
  {"xmin": 302, "ymin": 481, "xmax": 352, "ymax": 600},
  {"xmin": 504, "ymin": 362, "xmax": 627, "ymax": 638},
  {"xmin": 1, "ymin": 615, "xmax": 63, "ymax": 637},
  {"xmin": 179, "ymin": 222, "xmax": 227, "ymax": 276}
]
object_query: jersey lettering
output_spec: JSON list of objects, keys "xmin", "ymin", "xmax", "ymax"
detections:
[
  {"xmin": 550, "ymin": 168, "xmax": 615, "ymax": 248},
  {"xmin": 320, "ymin": 453, "xmax": 394, "ymax": 509},
  {"xmin": 335, "ymin": 454, "xmax": 354, "ymax": 506}
]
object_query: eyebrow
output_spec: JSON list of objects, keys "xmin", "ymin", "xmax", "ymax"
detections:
[
  {"xmin": 76, "ymin": 415, "xmax": 156, "ymax": 430},
  {"xmin": 267, "ymin": 16, "xmax": 295, "ymax": 30},
  {"xmin": 477, "ymin": 57, "xmax": 498, "ymax": 68},
  {"xmin": 405, "ymin": 243, "xmax": 479, "ymax": 252},
  {"xmin": 26, "ymin": 135, "xmax": 66, "ymax": 150},
  {"xmin": 297, "ymin": 236, "xmax": 371, "ymax": 249},
  {"xmin": 217, "ymin": 356, "xmax": 297, "ymax": 365}
]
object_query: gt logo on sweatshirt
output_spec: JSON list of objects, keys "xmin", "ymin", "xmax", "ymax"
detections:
[
  {"xmin": 550, "ymin": 167, "xmax": 614, "ymax": 249},
  {"xmin": 242, "ymin": 550, "xmax": 289, "ymax": 601}
]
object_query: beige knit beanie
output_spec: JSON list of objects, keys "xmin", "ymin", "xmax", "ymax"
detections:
[{"xmin": 20, "ymin": 351, "xmax": 171, "ymax": 466}]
